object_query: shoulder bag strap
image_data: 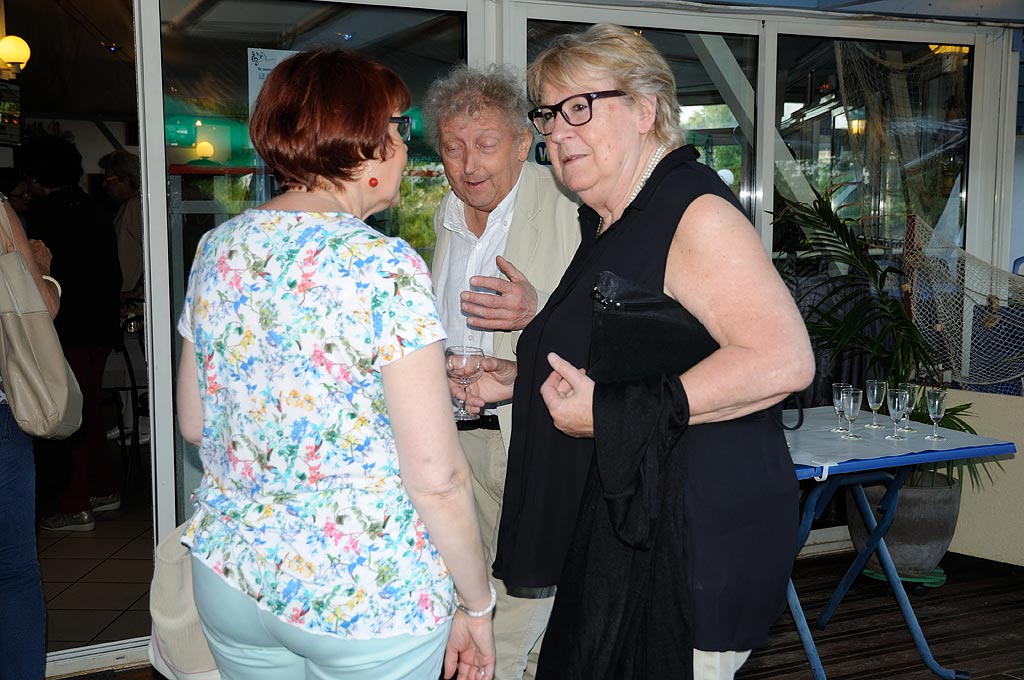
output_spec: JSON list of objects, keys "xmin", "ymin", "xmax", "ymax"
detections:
[{"xmin": 0, "ymin": 194, "xmax": 16, "ymax": 255}]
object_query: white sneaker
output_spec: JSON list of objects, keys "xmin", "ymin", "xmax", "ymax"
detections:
[
  {"xmin": 39, "ymin": 511, "xmax": 96, "ymax": 532},
  {"xmin": 90, "ymin": 493, "xmax": 122, "ymax": 512}
]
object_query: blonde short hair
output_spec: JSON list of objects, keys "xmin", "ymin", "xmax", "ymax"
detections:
[{"xmin": 527, "ymin": 23, "xmax": 684, "ymax": 148}]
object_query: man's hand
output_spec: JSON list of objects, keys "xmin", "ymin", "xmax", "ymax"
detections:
[
  {"xmin": 460, "ymin": 256, "xmax": 538, "ymax": 331},
  {"xmin": 452, "ymin": 356, "xmax": 517, "ymax": 413}
]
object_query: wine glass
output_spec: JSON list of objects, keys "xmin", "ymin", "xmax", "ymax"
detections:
[
  {"xmin": 925, "ymin": 387, "xmax": 947, "ymax": 441},
  {"xmin": 445, "ymin": 346, "xmax": 484, "ymax": 421},
  {"xmin": 898, "ymin": 382, "xmax": 919, "ymax": 433},
  {"xmin": 831, "ymin": 382, "xmax": 851, "ymax": 433},
  {"xmin": 841, "ymin": 388, "xmax": 863, "ymax": 440},
  {"xmin": 885, "ymin": 387, "xmax": 908, "ymax": 441},
  {"xmin": 864, "ymin": 379, "xmax": 886, "ymax": 429}
]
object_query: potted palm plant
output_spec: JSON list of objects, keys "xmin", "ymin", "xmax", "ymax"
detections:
[{"xmin": 773, "ymin": 185, "xmax": 1000, "ymax": 581}]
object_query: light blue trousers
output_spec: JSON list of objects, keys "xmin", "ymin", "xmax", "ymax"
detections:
[{"xmin": 192, "ymin": 557, "xmax": 451, "ymax": 680}]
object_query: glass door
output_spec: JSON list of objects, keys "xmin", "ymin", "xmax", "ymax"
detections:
[
  {"xmin": 144, "ymin": 0, "xmax": 472, "ymax": 534},
  {"xmin": 772, "ymin": 35, "xmax": 974, "ymax": 250},
  {"xmin": 525, "ymin": 18, "xmax": 760, "ymax": 217}
]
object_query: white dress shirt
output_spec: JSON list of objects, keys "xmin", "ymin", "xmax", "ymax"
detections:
[{"xmin": 435, "ymin": 170, "xmax": 523, "ymax": 356}]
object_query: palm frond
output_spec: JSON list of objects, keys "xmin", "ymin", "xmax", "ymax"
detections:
[{"xmin": 774, "ymin": 187, "xmax": 1000, "ymax": 490}]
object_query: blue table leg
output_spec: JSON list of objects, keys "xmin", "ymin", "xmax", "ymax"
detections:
[
  {"xmin": 817, "ymin": 469, "xmax": 907, "ymax": 629},
  {"xmin": 787, "ymin": 579, "xmax": 827, "ymax": 680},
  {"xmin": 849, "ymin": 480, "xmax": 970, "ymax": 680},
  {"xmin": 788, "ymin": 476, "xmax": 842, "ymax": 678},
  {"xmin": 798, "ymin": 476, "xmax": 842, "ymax": 545}
]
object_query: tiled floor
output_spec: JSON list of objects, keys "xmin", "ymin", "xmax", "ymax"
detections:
[{"xmin": 38, "ymin": 439, "xmax": 154, "ymax": 653}]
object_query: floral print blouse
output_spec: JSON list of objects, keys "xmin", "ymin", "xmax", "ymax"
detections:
[{"xmin": 178, "ymin": 209, "xmax": 452, "ymax": 639}]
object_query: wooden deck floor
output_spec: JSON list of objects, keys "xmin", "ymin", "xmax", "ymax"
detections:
[
  {"xmin": 740, "ymin": 551, "xmax": 1024, "ymax": 680},
  {"xmin": 73, "ymin": 552, "xmax": 1024, "ymax": 680}
]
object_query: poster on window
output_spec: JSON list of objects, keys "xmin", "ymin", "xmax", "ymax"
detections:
[{"xmin": 247, "ymin": 48, "xmax": 299, "ymax": 118}]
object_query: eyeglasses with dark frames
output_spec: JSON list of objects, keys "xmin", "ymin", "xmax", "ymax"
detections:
[
  {"xmin": 390, "ymin": 115, "xmax": 412, "ymax": 142},
  {"xmin": 527, "ymin": 90, "xmax": 626, "ymax": 136}
]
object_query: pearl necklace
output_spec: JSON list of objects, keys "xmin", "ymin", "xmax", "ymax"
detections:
[{"xmin": 595, "ymin": 143, "xmax": 668, "ymax": 238}]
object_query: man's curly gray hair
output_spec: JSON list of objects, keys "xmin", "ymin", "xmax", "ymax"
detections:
[{"xmin": 422, "ymin": 64, "xmax": 532, "ymax": 150}]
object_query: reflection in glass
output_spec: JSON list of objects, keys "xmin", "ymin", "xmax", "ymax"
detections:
[
  {"xmin": 160, "ymin": 1, "xmax": 467, "ymax": 520},
  {"xmin": 527, "ymin": 19, "xmax": 758, "ymax": 214},
  {"xmin": 773, "ymin": 37, "xmax": 972, "ymax": 251},
  {"xmin": 160, "ymin": 1, "xmax": 467, "ymax": 273}
]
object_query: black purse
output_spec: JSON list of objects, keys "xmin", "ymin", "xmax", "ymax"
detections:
[
  {"xmin": 589, "ymin": 270, "xmax": 804, "ymax": 430},
  {"xmin": 588, "ymin": 270, "xmax": 719, "ymax": 383},
  {"xmin": 587, "ymin": 270, "xmax": 718, "ymax": 551}
]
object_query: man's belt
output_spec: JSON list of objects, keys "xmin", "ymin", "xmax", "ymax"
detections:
[
  {"xmin": 456, "ymin": 414, "xmax": 501, "ymax": 431},
  {"xmin": 505, "ymin": 585, "xmax": 557, "ymax": 599}
]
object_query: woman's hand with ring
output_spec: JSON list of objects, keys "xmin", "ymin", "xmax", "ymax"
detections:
[
  {"xmin": 443, "ymin": 610, "xmax": 495, "ymax": 680},
  {"xmin": 540, "ymin": 352, "xmax": 594, "ymax": 438}
]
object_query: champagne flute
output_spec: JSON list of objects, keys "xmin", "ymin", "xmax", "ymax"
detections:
[
  {"xmin": 831, "ymin": 382, "xmax": 851, "ymax": 433},
  {"xmin": 885, "ymin": 387, "xmax": 908, "ymax": 441},
  {"xmin": 925, "ymin": 387, "xmax": 947, "ymax": 441},
  {"xmin": 865, "ymin": 379, "xmax": 886, "ymax": 429},
  {"xmin": 841, "ymin": 388, "xmax": 863, "ymax": 440},
  {"xmin": 445, "ymin": 346, "xmax": 484, "ymax": 421},
  {"xmin": 898, "ymin": 382, "xmax": 919, "ymax": 433}
]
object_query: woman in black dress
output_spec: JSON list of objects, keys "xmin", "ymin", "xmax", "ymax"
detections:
[{"xmin": 462, "ymin": 23, "xmax": 816, "ymax": 680}]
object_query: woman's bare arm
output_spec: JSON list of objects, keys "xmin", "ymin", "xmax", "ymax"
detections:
[
  {"xmin": 666, "ymin": 194, "xmax": 815, "ymax": 424},
  {"xmin": 1, "ymin": 202, "xmax": 59, "ymax": 318},
  {"xmin": 176, "ymin": 340, "xmax": 204, "ymax": 445},
  {"xmin": 383, "ymin": 341, "xmax": 495, "ymax": 677}
]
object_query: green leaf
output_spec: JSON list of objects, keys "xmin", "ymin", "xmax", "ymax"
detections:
[{"xmin": 773, "ymin": 187, "xmax": 1001, "ymax": 491}]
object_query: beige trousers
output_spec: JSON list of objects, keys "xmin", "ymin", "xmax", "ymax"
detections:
[
  {"xmin": 693, "ymin": 649, "xmax": 751, "ymax": 679},
  {"xmin": 458, "ymin": 428, "xmax": 554, "ymax": 680}
]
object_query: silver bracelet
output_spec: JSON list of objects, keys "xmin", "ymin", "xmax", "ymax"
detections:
[
  {"xmin": 42, "ymin": 275, "xmax": 61, "ymax": 298},
  {"xmin": 455, "ymin": 582, "xmax": 497, "ymax": 618}
]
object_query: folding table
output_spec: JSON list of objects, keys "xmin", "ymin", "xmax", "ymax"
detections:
[{"xmin": 784, "ymin": 406, "xmax": 1016, "ymax": 680}]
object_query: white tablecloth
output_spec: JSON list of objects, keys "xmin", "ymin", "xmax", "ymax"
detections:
[{"xmin": 785, "ymin": 406, "xmax": 1009, "ymax": 469}]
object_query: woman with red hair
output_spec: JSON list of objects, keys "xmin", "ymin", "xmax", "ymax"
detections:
[{"xmin": 176, "ymin": 49, "xmax": 494, "ymax": 680}]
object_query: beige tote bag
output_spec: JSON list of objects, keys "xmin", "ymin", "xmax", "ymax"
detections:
[
  {"xmin": 148, "ymin": 522, "xmax": 221, "ymax": 680},
  {"xmin": 0, "ymin": 199, "xmax": 82, "ymax": 438}
]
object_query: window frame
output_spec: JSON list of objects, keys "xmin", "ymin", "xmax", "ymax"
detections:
[{"xmin": 507, "ymin": 2, "xmax": 1014, "ymax": 264}]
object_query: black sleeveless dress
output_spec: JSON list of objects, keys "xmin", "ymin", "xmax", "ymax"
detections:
[{"xmin": 493, "ymin": 146, "xmax": 799, "ymax": 677}]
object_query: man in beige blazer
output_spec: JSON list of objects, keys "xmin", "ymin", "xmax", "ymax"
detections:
[{"xmin": 424, "ymin": 66, "xmax": 580, "ymax": 680}]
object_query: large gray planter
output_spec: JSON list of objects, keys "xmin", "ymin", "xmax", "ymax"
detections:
[{"xmin": 845, "ymin": 473, "xmax": 961, "ymax": 578}]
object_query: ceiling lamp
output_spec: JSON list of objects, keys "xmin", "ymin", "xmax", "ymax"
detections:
[{"xmin": 0, "ymin": 35, "xmax": 31, "ymax": 74}]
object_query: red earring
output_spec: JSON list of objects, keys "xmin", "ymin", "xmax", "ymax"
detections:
[{"xmin": 367, "ymin": 164, "xmax": 378, "ymax": 187}]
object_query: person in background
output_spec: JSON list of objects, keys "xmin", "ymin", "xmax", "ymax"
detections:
[
  {"xmin": 422, "ymin": 64, "xmax": 580, "ymax": 680},
  {"xmin": 0, "ymin": 194, "xmax": 59, "ymax": 679},
  {"xmin": 175, "ymin": 48, "xmax": 494, "ymax": 680},
  {"xmin": 464, "ymin": 23, "xmax": 815, "ymax": 679},
  {"xmin": 98, "ymin": 150, "xmax": 145, "ymax": 302},
  {"xmin": 0, "ymin": 167, "xmax": 33, "ymax": 221},
  {"xmin": 98, "ymin": 150, "xmax": 146, "ymax": 446},
  {"xmin": 21, "ymin": 136, "xmax": 122, "ymax": 531}
]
